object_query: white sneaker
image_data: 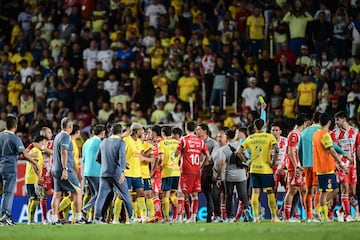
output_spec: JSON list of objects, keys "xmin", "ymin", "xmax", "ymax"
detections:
[
  {"xmin": 212, "ymin": 216, "xmax": 222, "ymax": 223},
  {"xmin": 112, "ymin": 220, "xmax": 120, "ymax": 224},
  {"xmin": 336, "ymin": 210, "xmax": 344, "ymax": 222},
  {"xmin": 345, "ymin": 215, "xmax": 355, "ymax": 222},
  {"xmin": 27, "ymin": 221, "xmax": 36, "ymax": 225},
  {"xmin": 185, "ymin": 215, "xmax": 196, "ymax": 224},
  {"xmin": 93, "ymin": 219, "xmax": 106, "ymax": 224},
  {"xmin": 312, "ymin": 209, "xmax": 322, "ymax": 221},
  {"xmin": 42, "ymin": 220, "xmax": 49, "ymax": 225}
]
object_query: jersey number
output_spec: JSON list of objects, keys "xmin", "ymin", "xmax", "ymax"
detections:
[{"xmin": 190, "ymin": 154, "xmax": 200, "ymax": 165}]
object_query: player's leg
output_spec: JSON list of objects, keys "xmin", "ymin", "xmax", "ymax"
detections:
[
  {"xmin": 224, "ymin": 181, "xmax": 234, "ymax": 220},
  {"xmin": 112, "ymin": 177, "xmax": 133, "ymax": 223},
  {"xmin": 235, "ymin": 180, "xmax": 251, "ymax": 222},
  {"xmin": 161, "ymin": 177, "xmax": 171, "ymax": 221},
  {"xmin": 188, "ymin": 192, "xmax": 198, "ymax": 223},
  {"xmin": 144, "ymin": 179, "xmax": 155, "ymax": 218},
  {"xmin": 135, "ymin": 178, "xmax": 147, "ymax": 221}
]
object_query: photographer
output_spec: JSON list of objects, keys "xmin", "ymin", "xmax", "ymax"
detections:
[{"xmin": 221, "ymin": 129, "xmax": 251, "ymax": 222}]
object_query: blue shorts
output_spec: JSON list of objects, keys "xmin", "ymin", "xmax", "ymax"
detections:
[
  {"xmin": 126, "ymin": 177, "xmax": 144, "ymax": 192},
  {"xmin": 250, "ymin": 173, "xmax": 274, "ymax": 189},
  {"xmin": 143, "ymin": 178, "xmax": 152, "ymax": 191},
  {"xmin": 318, "ymin": 174, "xmax": 339, "ymax": 192},
  {"xmin": 26, "ymin": 184, "xmax": 37, "ymax": 199},
  {"xmin": 161, "ymin": 177, "xmax": 179, "ymax": 191},
  {"xmin": 53, "ymin": 170, "xmax": 81, "ymax": 193}
]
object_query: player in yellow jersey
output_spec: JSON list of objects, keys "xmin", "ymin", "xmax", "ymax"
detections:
[
  {"xmin": 123, "ymin": 123, "xmax": 149, "ymax": 222},
  {"xmin": 237, "ymin": 119, "xmax": 280, "ymax": 222},
  {"xmin": 26, "ymin": 135, "xmax": 47, "ymax": 224},
  {"xmin": 159, "ymin": 126, "xmax": 181, "ymax": 222}
]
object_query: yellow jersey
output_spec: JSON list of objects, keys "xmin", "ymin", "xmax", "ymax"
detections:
[
  {"xmin": 282, "ymin": 98, "xmax": 296, "ymax": 119},
  {"xmin": 241, "ymin": 132, "xmax": 277, "ymax": 174},
  {"xmin": 124, "ymin": 135, "xmax": 143, "ymax": 177},
  {"xmin": 25, "ymin": 147, "xmax": 43, "ymax": 184},
  {"xmin": 177, "ymin": 76, "xmax": 198, "ymax": 103},
  {"xmin": 246, "ymin": 15, "xmax": 265, "ymax": 40},
  {"xmin": 297, "ymin": 81, "xmax": 317, "ymax": 106},
  {"xmin": 140, "ymin": 141, "xmax": 153, "ymax": 179},
  {"xmin": 159, "ymin": 139, "xmax": 180, "ymax": 178},
  {"xmin": 72, "ymin": 139, "xmax": 80, "ymax": 172}
]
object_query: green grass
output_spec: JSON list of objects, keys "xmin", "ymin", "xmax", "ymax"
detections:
[{"xmin": 1, "ymin": 222, "xmax": 359, "ymax": 240}]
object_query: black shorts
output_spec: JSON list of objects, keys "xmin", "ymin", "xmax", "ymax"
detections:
[{"xmin": 26, "ymin": 184, "xmax": 38, "ymax": 199}]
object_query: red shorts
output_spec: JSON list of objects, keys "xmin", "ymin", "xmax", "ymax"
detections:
[
  {"xmin": 304, "ymin": 167, "xmax": 318, "ymax": 187},
  {"xmin": 337, "ymin": 163, "xmax": 357, "ymax": 185},
  {"xmin": 274, "ymin": 172, "xmax": 286, "ymax": 189},
  {"xmin": 179, "ymin": 173, "xmax": 201, "ymax": 194},
  {"xmin": 287, "ymin": 170, "xmax": 305, "ymax": 187},
  {"xmin": 40, "ymin": 169, "xmax": 54, "ymax": 191},
  {"xmin": 152, "ymin": 175, "xmax": 162, "ymax": 193}
]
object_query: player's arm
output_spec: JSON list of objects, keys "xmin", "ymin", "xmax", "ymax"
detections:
[
  {"xmin": 22, "ymin": 150, "xmax": 39, "ymax": 175},
  {"xmin": 333, "ymin": 141, "xmax": 353, "ymax": 161},
  {"xmin": 200, "ymin": 150, "xmax": 210, "ymax": 169},
  {"xmin": 140, "ymin": 150, "xmax": 155, "ymax": 163},
  {"xmin": 328, "ymin": 146, "xmax": 348, "ymax": 172},
  {"xmin": 270, "ymin": 143, "xmax": 279, "ymax": 168},
  {"xmin": 236, "ymin": 146, "xmax": 250, "ymax": 165}
]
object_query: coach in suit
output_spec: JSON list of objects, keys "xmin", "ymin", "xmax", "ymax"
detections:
[{"xmin": 93, "ymin": 123, "xmax": 133, "ymax": 223}]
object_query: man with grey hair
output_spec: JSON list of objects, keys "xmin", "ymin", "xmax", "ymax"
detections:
[{"xmin": 51, "ymin": 117, "xmax": 85, "ymax": 225}]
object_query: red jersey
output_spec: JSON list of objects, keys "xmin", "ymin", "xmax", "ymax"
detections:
[
  {"xmin": 152, "ymin": 137, "xmax": 163, "ymax": 178},
  {"xmin": 331, "ymin": 126, "xmax": 360, "ymax": 162},
  {"xmin": 286, "ymin": 129, "xmax": 300, "ymax": 171},
  {"xmin": 177, "ymin": 134, "xmax": 208, "ymax": 175},
  {"xmin": 276, "ymin": 136, "xmax": 288, "ymax": 170}
]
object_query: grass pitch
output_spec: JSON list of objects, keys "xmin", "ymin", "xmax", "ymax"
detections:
[{"xmin": 1, "ymin": 221, "xmax": 359, "ymax": 240}]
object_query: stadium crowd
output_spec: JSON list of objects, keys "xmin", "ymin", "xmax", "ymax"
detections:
[{"xmin": 1, "ymin": 0, "xmax": 360, "ymax": 225}]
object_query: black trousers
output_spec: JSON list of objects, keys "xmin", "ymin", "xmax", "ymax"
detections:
[{"xmin": 225, "ymin": 180, "xmax": 249, "ymax": 218}]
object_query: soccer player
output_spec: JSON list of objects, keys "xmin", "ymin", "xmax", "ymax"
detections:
[
  {"xmin": 26, "ymin": 135, "xmax": 47, "ymax": 224},
  {"xmin": 82, "ymin": 124, "xmax": 106, "ymax": 221},
  {"xmin": 313, "ymin": 113, "xmax": 349, "ymax": 222},
  {"xmin": 0, "ymin": 116, "xmax": 39, "ymax": 226},
  {"xmin": 123, "ymin": 123, "xmax": 148, "ymax": 222},
  {"xmin": 93, "ymin": 123, "xmax": 133, "ymax": 224},
  {"xmin": 237, "ymin": 118, "xmax": 280, "ymax": 222},
  {"xmin": 175, "ymin": 121, "xmax": 210, "ymax": 223},
  {"xmin": 283, "ymin": 114, "xmax": 308, "ymax": 221},
  {"xmin": 331, "ymin": 111, "xmax": 360, "ymax": 222},
  {"xmin": 270, "ymin": 123, "xmax": 288, "ymax": 194},
  {"xmin": 159, "ymin": 126, "xmax": 180, "ymax": 222},
  {"xmin": 50, "ymin": 117, "xmax": 85, "ymax": 225},
  {"xmin": 196, "ymin": 123, "xmax": 219, "ymax": 222}
]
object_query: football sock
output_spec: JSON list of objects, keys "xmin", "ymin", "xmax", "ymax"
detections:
[
  {"xmin": 162, "ymin": 197, "xmax": 170, "ymax": 218},
  {"xmin": 132, "ymin": 200, "xmax": 138, "ymax": 218},
  {"xmin": 58, "ymin": 196, "xmax": 72, "ymax": 212},
  {"xmin": 341, "ymin": 194, "xmax": 350, "ymax": 216},
  {"xmin": 40, "ymin": 198, "xmax": 47, "ymax": 221},
  {"xmin": 305, "ymin": 194, "xmax": 313, "ymax": 219},
  {"xmin": 185, "ymin": 199, "xmax": 191, "ymax": 219},
  {"xmin": 146, "ymin": 197, "xmax": 155, "ymax": 218},
  {"xmin": 170, "ymin": 195, "xmax": 178, "ymax": 219},
  {"xmin": 251, "ymin": 193, "xmax": 260, "ymax": 219},
  {"xmin": 268, "ymin": 193, "xmax": 277, "ymax": 217},
  {"xmin": 235, "ymin": 201, "xmax": 244, "ymax": 220},
  {"xmin": 191, "ymin": 197, "xmax": 199, "ymax": 216},
  {"xmin": 177, "ymin": 197, "xmax": 184, "ymax": 218},
  {"xmin": 71, "ymin": 201, "xmax": 76, "ymax": 222},
  {"xmin": 27, "ymin": 199, "xmax": 32, "ymax": 222},
  {"xmin": 88, "ymin": 208, "xmax": 94, "ymax": 221},
  {"xmin": 221, "ymin": 203, "xmax": 226, "ymax": 219},
  {"xmin": 321, "ymin": 205, "xmax": 328, "ymax": 221},
  {"xmin": 63, "ymin": 204, "xmax": 71, "ymax": 219},
  {"xmin": 284, "ymin": 204, "xmax": 292, "ymax": 220},
  {"xmin": 152, "ymin": 196, "xmax": 162, "ymax": 218},
  {"xmin": 113, "ymin": 197, "xmax": 123, "ymax": 222},
  {"xmin": 137, "ymin": 197, "xmax": 147, "ymax": 219},
  {"xmin": 82, "ymin": 194, "xmax": 91, "ymax": 209}
]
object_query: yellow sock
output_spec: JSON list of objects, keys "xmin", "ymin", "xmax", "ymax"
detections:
[
  {"xmin": 146, "ymin": 198, "xmax": 155, "ymax": 218},
  {"xmin": 30, "ymin": 199, "xmax": 39, "ymax": 222},
  {"xmin": 137, "ymin": 197, "xmax": 147, "ymax": 219},
  {"xmin": 113, "ymin": 197, "xmax": 123, "ymax": 222},
  {"xmin": 267, "ymin": 193, "xmax": 277, "ymax": 216},
  {"xmin": 59, "ymin": 196, "xmax": 72, "ymax": 212},
  {"xmin": 170, "ymin": 195, "xmax": 178, "ymax": 206},
  {"xmin": 63, "ymin": 204, "xmax": 71, "ymax": 219},
  {"xmin": 162, "ymin": 197, "xmax": 170, "ymax": 218},
  {"xmin": 132, "ymin": 200, "xmax": 138, "ymax": 218},
  {"xmin": 83, "ymin": 194, "xmax": 91, "ymax": 207},
  {"xmin": 71, "ymin": 201, "xmax": 75, "ymax": 222},
  {"xmin": 321, "ymin": 205, "xmax": 328, "ymax": 221},
  {"xmin": 252, "ymin": 193, "xmax": 260, "ymax": 218},
  {"xmin": 27, "ymin": 199, "xmax": 32, "ymax": 221},
  {"xmin": 88, "ymin": 208, "xmax": 94, "ymax": 221}
]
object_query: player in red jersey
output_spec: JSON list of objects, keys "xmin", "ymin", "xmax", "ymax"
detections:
[
  {"xmin": 175, "ymin": 121, "xmax": 210, "ymax": 223},
  {"xmin": 25, "ymin": 127, "xmax": 54, "ymax": 224},
  {"xmin": 283, "ymin": 114, "xmax": 308, "ymax": 221},
  {"xmin": 331, "ymin": 111, "xmax": 360, "ymax": 222},
  {"xmin": 150, "ymin": 125, "xmax": 164, "ymax": 220}
]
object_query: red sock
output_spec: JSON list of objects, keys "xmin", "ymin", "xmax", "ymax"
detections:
[
  {"xmin": 330, "ymin": 196, "xmax": 339, "ymax": 213},
  {"xmin": 172, "ymin": 202, "xmax": 178, "ymax": 220},
  {"xmin": 350, "ymin": 196, "xmax": 358, "ymax": 208},
  {"xmin": 221, "ymin": 203, "xmax": 226, "ymax": 219},
  {"xmin": 341, "ymin": 194, "xmax": 351, "ymax": 216},
  {"xmin": 58, "ymin": 211, "xmax": 63, "ymax": 219},
  {"xmin": 177, "ymin": 198, "xmax": 184, "ymax": 217},
  {"xmin": 235, "ymin": 201, "xmax": 244, "ymax": 220},
  {"xmin": 284, "ymin": 204, "xmax": 292, "ymax": 220},
  {"xmin": 185, "ymin": 199, "xmax": 191, "ymax": 218},
  {"xmin": 153, "ymin": 196, "xmax": 163, "ymax": 218},
  {"xmin": 40, "ymin": 198, "xmax": 47, "ymax": 221},
  {"xmin": 191, "ymin": 197, "xmax": 199, "ymax": 216}
]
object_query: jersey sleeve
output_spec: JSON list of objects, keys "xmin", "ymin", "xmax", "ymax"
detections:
[
  {"xmin": 158, "ymin": 141, "xmax": 164, "ymax": 154},
  {"xmin": 202, "ymin": 140, "xmax": 209, "ymax": 154},
  {"xmin": 14, "ymin": 136, "xmax": 25, "ymax": 154},
  {"xmin": 321, "ymin": 133, "xmax": 333, "ymax": 149},
  {"xmin": 356, "ymin": 132, "xmax": 360, "ymax": 146},
  {"xmin": 176, "ymin": 137, "xmax": 185, "ymax": 152},
  {"xmin": 288, "ymin": 132, "xmax": 299, "ymax": 147},
  {"xmin": 60, "ymin": 134, "xmax": 71, "ymax": 151},
  {"xmin": 270, "ymin": 134, "xmax": 277, "ymax": 146}
]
